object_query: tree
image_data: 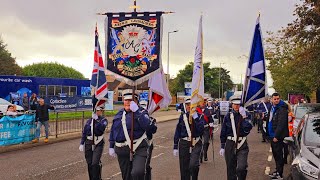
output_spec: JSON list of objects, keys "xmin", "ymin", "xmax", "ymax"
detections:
[
  {"xmin": 0, "ymin": 38, "xmax": 22, "ymax": 75},
  {"xmin": 265, "ymin": 0, "xmax": 320, "ymax": 98},
  {"xmin": 23, "ymin": 62, "xmax": 85, "ymax": 79},
  {"xmin": 169, "ymin": 62, "xmax": 233, "ymax": 98}
]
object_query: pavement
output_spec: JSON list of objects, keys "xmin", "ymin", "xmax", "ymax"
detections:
[{"xmin": 0, "ymin": 118, "xmax": 292, "ymax": 180}]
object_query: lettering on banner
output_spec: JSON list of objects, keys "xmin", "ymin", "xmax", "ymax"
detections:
[
  {"xmin": 0, "ymin": 131, "xmax": 11, "ymax": 139},
  {"xmin": 0, "ymin": 123, "xmax": 3, "ymax": 129}
]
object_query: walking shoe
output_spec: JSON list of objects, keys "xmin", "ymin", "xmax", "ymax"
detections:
[
  {"xmin": 204, "ymin": 157, "xmax": 208, "ymax": 161},
  {"xmin": 271, "ymin": 172, "xmax": 283, "ymax": 179},
  {"xmin": 44, "ymin": 138, "xmax": 49, "ymax": 143},
  {"xmin": 268, "ymin": 171, "xmax": 277, "ymax": 177},
  {"xmin": 32, "ymin": 139, "xmax": 39, "ymax": 143}
]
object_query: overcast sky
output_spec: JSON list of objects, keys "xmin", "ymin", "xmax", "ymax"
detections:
[{"xmin": 0, "ymin": 0, "xmax": 297, "ymax": 93}]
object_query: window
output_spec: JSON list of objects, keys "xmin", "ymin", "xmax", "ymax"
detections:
[
  {"xmin": 55, "ymin": 86, "xmax": 62, "ymax": 96},
  {"xmin": 48, "ymin": 86, "xmax": 55, "ymax": 96},
  {"xmin": 70, "ymin": 86, "xmax": 77, "ymax": 97},
  {"xmin": 62, "ymin": 86, "xmax": 70, "ymax": 96},
  {"xmin": 39, "ymin": 85, "xmax": 47, "ymax": 97}
]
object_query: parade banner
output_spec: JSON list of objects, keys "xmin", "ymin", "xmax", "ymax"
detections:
[
  {"xmin": 0, "ymin": 114, "xmax": 35, "ymax": 146},
  {"xmin": 104, "ymin": 12, "xmax": 163, "ymax": 86}
]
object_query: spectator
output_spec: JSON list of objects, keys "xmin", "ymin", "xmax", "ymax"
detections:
[
  {"xmin": 6, "ymin": 105, "xmax": 18, "ymax": 116},
  {"xmin": 267, "ymin": 93, "xmax": 289, "ymax": 179},
  {"xmin": 29, "ymin": 93, "xmax": 38, "ymax": 111},
  {"xmin": 22, "ymin": 93, "xmax": 29, "ymax": 111},
  {"xmin": 32, "ymin": 98, "xmax": 55, "ymax": 143}
]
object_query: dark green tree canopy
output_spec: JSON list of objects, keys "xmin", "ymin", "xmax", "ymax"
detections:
[
  {"xmin": 0, "ymin": 38, "xmax": 22, "ymax": 75},
  {"xmin": 23, "ymin": 62, "xmax": 85, "ymax": 79},
  {"xmin": 169, "ymin": 62, "xmax": 233, "ymax": 98}
]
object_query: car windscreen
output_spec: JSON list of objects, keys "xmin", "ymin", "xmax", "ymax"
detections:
[
  {"xmin": 304, "ymin": 118, "xmax": 320, "ymax": 147},
  {"xmin": 296, "ymin": 105, "xmax": 320, "ymax": 119},
  {"xmin": 0, "ymin": 98, "xmax": 11, "ymax": 105}
]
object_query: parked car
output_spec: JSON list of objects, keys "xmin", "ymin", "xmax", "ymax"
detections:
[
  {"xmin": 293, "ymin": 103, "xmax": 320, "ymax": 129},
  {"xmin": 0, "ymin": 98, "xmax": 25, "ymax": 117},
  {"xmin": 286, "ymin": 112, "xmax": 320, "ymax": 179}
]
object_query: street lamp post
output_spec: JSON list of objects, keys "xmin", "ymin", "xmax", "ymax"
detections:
[
  {"xmin": 167, "ymin": 30, "xmax": 178, "ymax": 85},
  {"xmin": 219, "ymin": 62, "xmax": 225, "ymax": 100}
]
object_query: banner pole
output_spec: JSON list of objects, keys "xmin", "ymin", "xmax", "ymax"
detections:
[{"xmin": 130, "ymin": 85, "xmax": 135, "ymax": 161}]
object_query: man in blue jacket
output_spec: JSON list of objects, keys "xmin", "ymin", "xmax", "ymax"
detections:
[
  {"xmin": 108, "ymin": 89, "xmax": 157, "ymax": 180},
  {"xmin": 219, "ymin": 95, "xmax": 253, "ymax": 180},
  {"xmin": 267, "ymin": 93, "xmax": 288, "ymax": 180},
  {"xmin": 79, "ymin": 106, "xmax": 108, "ymax": 180},
  {"xmin": 173, "ymin": 97, "xmax": 205, "ymax": 180}
]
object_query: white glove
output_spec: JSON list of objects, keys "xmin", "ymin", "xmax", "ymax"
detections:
[
  {"xmin": 239, "ymin": 107, "xmax": 247, "ymax": 118},
  {"xmin": 219, "ymin": 148, "xmax": 225, "ymax": 157},
  {"xmin": 109, "ymin": 148, "xmax": 116, "ymax": 157},
  {"xmin": 173, "ymin": 149, "xmax": 179, "ymax": 157},
  {"xmin": 209, "ymin": 123, "xmax": 214, "ymax": 127},
  {"xmin": 79, "ymin": 144, "xmax": 84, "ymax": 152},
  {"xmin": 130, "ymin": 101, "xmax": 139, "ymax": 112},
  {"xmin": 192, "ymin": 112, "xmax": 198, "ymax": 119},
  {"xmin": 92, "ymin": 113, "xmax": 98, "ymax": 120}
]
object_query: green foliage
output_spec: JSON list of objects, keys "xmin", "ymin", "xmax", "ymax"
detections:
[
  {"xmin": 169, "ymin": 62, "xmax": 233, "ymax": 98},
  {"xmin": 0, "ymin": 38, "xmax": 22, "ymax": 75},
  {"xmin": 265, "ymin": 0, "xmax": 320, "ymax": 98},
  {"xmin": 22, "ymin": 62, "xmax": 85, "ymax": 79}
]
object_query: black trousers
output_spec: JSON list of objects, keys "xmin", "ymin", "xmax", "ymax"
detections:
[
  {"xmin": 85, "ymin": 139, "xmax": 104, "ymax": 180},
  {"xmin": 200, "ymin": 127, "xmax": 210, "ymax": 160},
  {"xmin": 225, "ymin": 139, "xmax": 249, "ymax": 180},
  {"xmin": 115, "ymin": 140, "xmax": 149, "ymax": 180},
  {"xmin": 179, "ymin": 139, "xmax": 202, "ymax": 180},
  {"xmin": 145, "ymin": 142, "xmax": 153, "ymax": 180},
  {"xmin": 271, "ymin": 140, "xmax": 285, "ymax": 176}
]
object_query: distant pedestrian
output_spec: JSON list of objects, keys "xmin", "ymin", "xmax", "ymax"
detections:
[
  {"xmin": 29, "ymin": 93, "xmax": 38, "ymax": 111},
  {"xmin": 267, "ymin": 93, "xmax": 288, "ymax": 179},
  {"xmin": 79, "ymin": 106, "xmax": 108, "ymax": 180},
  {"xmin": 22, "ymin": 93, "xmax": 29, "ymax": 111},
  {"xmin": 32, "ymin": 98, "xmax": 55, "ymax": 143}
]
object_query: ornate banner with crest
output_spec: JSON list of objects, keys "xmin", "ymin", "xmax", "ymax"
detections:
[{"xmin": 104, "ymin": 12, "xmax": 163, "ymax": 86}]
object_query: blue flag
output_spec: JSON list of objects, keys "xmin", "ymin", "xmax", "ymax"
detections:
[{"xmin": 242, "ymin": 15, "xmax": 267, "ymax": 108}]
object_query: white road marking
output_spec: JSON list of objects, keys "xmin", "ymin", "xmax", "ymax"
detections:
[
  {"xmin": 152, "ymin": 153, "xmax": 164, "ymax": 159},
  {"xmin": 269, "ymin": 147, "xmax": 272, "ymax": 153},
  {"xmin": 265, "ymin": 166, "xmax": 271, "ymax": 175},
  {"xmin": 268, "ymin": 155, "xmax": 272, "ymax": 162}
]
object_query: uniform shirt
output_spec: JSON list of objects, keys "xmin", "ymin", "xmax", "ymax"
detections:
[
  {"xmin": 257, "ymin": 102, "xmax": 272, "ymax": 114},
  {"xmin": 220, "ymin": 110, "xmax": 253, "ymax": 148},
  {"xmin": 109, "ymin": 107, "xmax": 156, "ymax": 148},
  {"xmin": 203, "ymin": 106, "xmax": 215, "ymax": 124},
  {"xmin": 80, "ymin": 116, "xmax": 108, "ymax": 145},
  {"xmin": 173, "ymin": 112, "xmax": 205, "ymax": 149}
]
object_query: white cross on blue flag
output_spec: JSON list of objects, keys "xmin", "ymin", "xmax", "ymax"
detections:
[{"xmin": 242, "ymin": 15, "xmax": 267, "ymax": 108}]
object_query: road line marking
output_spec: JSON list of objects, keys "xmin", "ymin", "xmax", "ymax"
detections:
[
  {"xmin": 267, "ymin": 155, "xmax": 272, "ymax": 162},
  {"xmin": 265, "ymin": 166, "xmax": 271, "ymax": 175},
  {"xmin": 269, "ymin": 147, "xmax": 272, "ymax": 152},
  {"xmin": 106, "ymin": 172, "xmax": 121, "ymax": 179},
  {"xmin": 152, "ymin": 153, "xmax": 164, "ymax": 159}
]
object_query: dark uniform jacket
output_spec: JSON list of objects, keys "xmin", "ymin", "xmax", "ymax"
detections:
[
  {"xmin": 109, "ymin": 107, "xmax": 156, "ymax": 148},
  {"xmin": 173, "ymin": 111, "xmax": 205, "ymax": 149},
  {"xmin": 80, "ymin": 116, "xmax": 108, "ymax": 145},
  {"xmin": 220, "ymin": 110, "xmax": 253, "ymax": 148}
]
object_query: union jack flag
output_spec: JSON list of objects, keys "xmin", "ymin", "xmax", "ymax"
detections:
[{"xmin": 91, "ymin": 25, "xmax": 108, "ymax": 111}]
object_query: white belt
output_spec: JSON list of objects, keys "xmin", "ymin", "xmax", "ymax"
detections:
[
  {"xmin": 115, "ymin": 133, "xmax": 147, "ymax": 151},
  {"xmin": 181, "ymin": 137, "xmax": 201, "ymax": 146},
  {"xmin": 87, "ymin": 135, "xmax": 104, "ymax": 145},
  {"xmin": 227, "ymin": 136, "xmax": 246, "ymax": 149}
]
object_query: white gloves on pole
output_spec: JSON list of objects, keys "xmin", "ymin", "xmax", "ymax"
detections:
[
  {"xmin": 92, "ymin": 113, "xmax": 98, "ymax": 120},
  {"xmin": 192, "ymin": 112, "xmax": 198, "ymax": 119},
  {"xmin": 239, "ymin": 107, "xmax": 247, "ymax": 118},
  {"xmin": 209, "ymin": 123, "xmax": 214, "ymax": 127},
  {"xmin": 130, "ymin": 101, "xmax": 139, "ymax": 112},
  {"xmin": 79, "ymin": 144, "xmax": 84, "ymax": 152},
  {"xmin": 173, "ymin": 149, "xmax": 179, "ymax": 157},
  {"xmin": 219, "ymin": 148, "xmax": 225, "ymax": 157},
  {"xmin": 109, "ymin": 148, "xmax": 116, "ymax": 157}
]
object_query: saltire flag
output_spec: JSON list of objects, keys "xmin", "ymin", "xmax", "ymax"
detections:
[
  {"xmin": 190, "ymin": 16, "xmax": 204, "ymax": 122},
  {"xmin": 147, "ymin": 67, "xmax": 172, "ymax": 115},
  {"xmin": 91, "ymin": 25, "xmax": 108, "ymax": 112},
  {"xmin": 242, "ymin": 14, "xmax": 267, "ymax": 108}
]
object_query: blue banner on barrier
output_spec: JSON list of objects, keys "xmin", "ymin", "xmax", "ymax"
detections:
[{"xmin": 0, "ymin": 115, "xmax": 36, "ymax": 146}]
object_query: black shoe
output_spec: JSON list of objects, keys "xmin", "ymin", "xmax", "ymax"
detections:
[
  {"xmin": 204, "ymin": 157, "xmax": 208, "ymax": 161},
  {"xmin": 268, "ymin": 171, "xmax": 277, "ymax": 177},
  {"xmin": 284, "ymin": 159, "xmax": 288, "ymax": 164},
  {"xmin": 271, "ymin": 172, "xmax": 283, "ymax": 179},
  {"xmin": 262, "ymin": 140, "xmax": 266, "ymax": 142},
  {"xmin": 200, "ymin": 159, "xmax": 203, "ymax": 163}
]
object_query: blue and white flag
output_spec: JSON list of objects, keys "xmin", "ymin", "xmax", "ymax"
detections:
[
  {"xmin": 242, "ymin": 15, "xmax": 267, "ymax": 108},
  {"xmin": 91, "ymin": 25, "xmax": 108, "ymax": 112}
]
